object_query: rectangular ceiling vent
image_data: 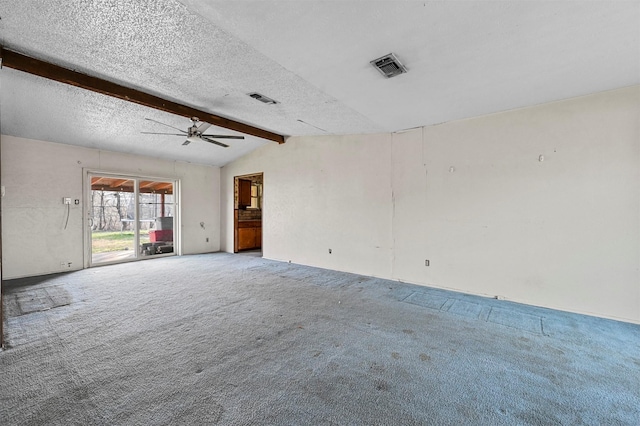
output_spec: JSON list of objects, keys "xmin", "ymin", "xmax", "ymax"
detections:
[
  {"xmin": 248, "ymin": 92, "xmax": 278, "ymax": 105},
  {"xmin": 370, "ymin": 53, "xmax": 407, "ymax": 78}
]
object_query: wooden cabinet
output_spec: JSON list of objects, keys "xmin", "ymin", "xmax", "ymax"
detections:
[
  {"xmin": 238, "ymin": 179, "xmax": 252, "ymax": 208},
  {"xmin": 237, "ymin": 220, "xmax": 262, "ymax": 251},
  {"xmin": 238, "ymin": 227, "xmax": 257, "ymax": 250}
]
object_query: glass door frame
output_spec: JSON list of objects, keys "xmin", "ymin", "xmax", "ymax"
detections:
[{"xmin": 84, "ymin": 170, "xmax": 180, "ymax": 268}]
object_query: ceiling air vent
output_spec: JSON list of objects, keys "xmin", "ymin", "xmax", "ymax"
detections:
[
  {"xmin": 370, "ymin": 53, "xmax": 407, "ymax": 78},
  {"xmin": 248, "ymin": 92, "xmax": 278, "ymax": 105}
]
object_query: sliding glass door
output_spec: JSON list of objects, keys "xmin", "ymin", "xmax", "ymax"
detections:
[
  {"xmin": 89, "ymin": 176, "xmax": 137, "ymax": 264},
  {"xmin": 89, "ymin": 174, "xmax": 176, "ymax": 266},
  {"xmin": 138, "ymin": 180, "xmax": 175, "ymax": 257}
]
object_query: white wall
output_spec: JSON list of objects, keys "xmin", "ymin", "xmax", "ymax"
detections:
[
  {"xmin": 1, "ymin": 136, "xmax": 220, "ymax": 279},
  {"xmin": 221, "ymin": 133, "xmax": 394, "ymax": 279},
  {"xmin": 391, "ymin": 87, "xmax": 639, "ymax": 323},
  {"xmin": 221, "ymin": 86, "xmax": 640, "ymax": 324}
]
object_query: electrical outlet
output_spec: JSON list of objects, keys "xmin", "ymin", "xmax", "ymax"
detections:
[
  {"xmin": 74, "ymin": 199, "xmax": 80, "ymax": 205},
  {"xmin": 63, "ymin": 197, "xmax": 71, "ymax": 205},
  {"xmin": 425, "ymin": 259, "xmax": 430, "ymax": 266}
]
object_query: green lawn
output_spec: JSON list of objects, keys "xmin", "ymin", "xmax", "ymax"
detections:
[{"xmin": 91, "ymin": 230, "xmax": 150, "ymax": 253}]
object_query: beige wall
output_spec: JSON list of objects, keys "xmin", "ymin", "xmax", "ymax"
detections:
[
  {"xmin": 222, "ymin": 86, "xmax": 640, "ymax": 324},
  {"xmin": 1, "ymin": 136, "xmax": 220, "ymax": 279},
  {"xmin": 221, "ymin": 133, "xmax": 394, "ymax": 279}
]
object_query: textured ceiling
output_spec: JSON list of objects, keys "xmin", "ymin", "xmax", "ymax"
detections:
[
  {"xmin": 1, "ymin": 68, "xmax": 264, "ymax": 167},
  {"xmin": 1, "ymin": 1, "xmax": 638, "ymax": 166},
  {"xmin": 189, "ymin": 0, "xmax": 640, "ymax": 131}
]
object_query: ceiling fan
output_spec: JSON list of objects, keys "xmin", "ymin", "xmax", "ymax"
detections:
[{"xmin": 141, "ymin": 117, "xmax": 245, "ymax": 148}]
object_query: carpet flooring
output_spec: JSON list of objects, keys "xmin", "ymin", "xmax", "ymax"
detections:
[{"xmin": 1, "ymin": 253, "xmax": 639, "ymax": 425}]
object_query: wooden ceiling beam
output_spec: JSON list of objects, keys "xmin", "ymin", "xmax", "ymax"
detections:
[
  {"xmin": 91, "ymin": 177, "xmax": 109, "ymax": 185},
  {"xmin": 110, "ymin": 179, "xmax": 131, "ymax": 188},
  {"xmin": 140, "ymin": 181, "xmax": 171, "ymax": 189},
  {"xmin": 140, "ymin": 188, "xmax": 173, "ymax": 195},
  {"xmin": 153, "ymin": 183, "xmax": 174, "ymax": 190},
  {"xmin": 0, "ymin": 46, "xmax": 286, "ymax": 144}
]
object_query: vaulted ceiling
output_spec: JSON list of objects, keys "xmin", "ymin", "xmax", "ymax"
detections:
[{"xmin": 1, "ymin": 1, "xmax": 638, "ymax": 167}]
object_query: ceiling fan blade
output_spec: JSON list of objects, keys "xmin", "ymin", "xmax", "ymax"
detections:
[
  {"xmin": 144, "ymin": 118, "xmax": 187, "ymax": 133},
  {"xmin": 196, "ymin": 122, "xmax": 212, "ymax": 134},
  {"xmin": 141, "ymin": 132, "xmax": 185, "ymax": 136},
  {"xmin": 201, "ymin": 136, "xmax": 229, "ymax": 148},
  {"xmin": 200, "ymin": 134, "xmax": 245, "ymax": 139}
]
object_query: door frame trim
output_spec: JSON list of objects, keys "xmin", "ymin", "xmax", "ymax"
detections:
[{"xmin": 233, "ymin": 172, "xmax": 263, "ymax": 253}]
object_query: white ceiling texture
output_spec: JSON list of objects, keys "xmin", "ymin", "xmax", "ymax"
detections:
[{"xmin": 1, "ymin": 1, "xmax": 638, "ymax": 167}]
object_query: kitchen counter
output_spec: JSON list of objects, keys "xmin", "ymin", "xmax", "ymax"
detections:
[{"xmin": 237, "ymin": 220, "xmax": 262, "ymax": 227}]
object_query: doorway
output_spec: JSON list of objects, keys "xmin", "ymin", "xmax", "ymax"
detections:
[
  {"xmin": 234, "ymin": 173, "xmax": 263, "ymax": 254},
  {"xmin": 88, "ymin": 173, "xmax": 177, "ymax": 266}
]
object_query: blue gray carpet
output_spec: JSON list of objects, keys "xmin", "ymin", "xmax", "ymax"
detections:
[{"xmin": 1, "ymin": 253, "xmax": 638, "ymax": 425}]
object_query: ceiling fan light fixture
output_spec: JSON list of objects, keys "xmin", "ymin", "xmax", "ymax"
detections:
[
  {"xmin": 370, "ymin": 53, "xmax": 408, "ymax": 78},
  {"xmin": 143, "ymin": 117, "xmax": 243, "ymax": 149}
]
